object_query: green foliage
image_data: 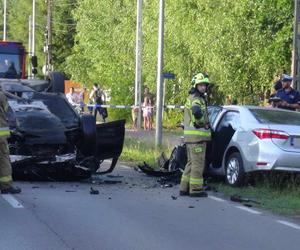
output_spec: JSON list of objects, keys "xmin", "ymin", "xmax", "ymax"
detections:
[
  {"xmin": 66, "ymin": 0, "xmax": 293, "ymax": 123},
  {"xmin": 52, "ymin": 0, "xmax": 77, "ymax": 74},
  {"xmin": 1, "ymin": 1, "xmax": 293, "ymax": 124}
]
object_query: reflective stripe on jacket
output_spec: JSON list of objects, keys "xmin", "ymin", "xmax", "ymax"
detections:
[
  {"xmin": 0, "ymin": 127, "xmax": 10, "ymax": 137},
  {"xmin": 0, "ymin": 175, "xmax": 12, "ymax": 183},
  {"xmin": 184, "ymin": 92, "xmax": 211, "ymax": 143},
  {"xmin": 0, "ymin": 91, "xmax": 10, "ymax": 138}
]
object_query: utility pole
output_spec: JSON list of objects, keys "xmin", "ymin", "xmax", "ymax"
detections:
[
  {"xmin": 155, "ymin": 0, "xmax": 165, "ymax": 148},
  {"xmin": 45, "ymin": 0, "xmax": 53, "ymax": 75},
  {"xmin": 32, "ymin": 0, "xmax": 35, "ymax": 55},
  {"xmin": 3, "ymin": 0, "xmax": 7, "ymax": 40},
  {"xmin": 293, "ymin": 0, "xmax": 300, "ymax": 91},
  {"xmin": 31, "ymin": 0, "xmax": 36, "ymax": 78},
  {"xmin": 28, "ymin": 15, "xmax": 32, "ymax": 78},
  {"xmin": 135, "ymin": 0, "xmax": 142, "ymax": 130}
]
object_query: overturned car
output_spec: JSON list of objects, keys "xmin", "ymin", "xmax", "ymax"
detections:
[{"xmin": 1, "ymin": 79, "xmax": 125, "ymax": 181}]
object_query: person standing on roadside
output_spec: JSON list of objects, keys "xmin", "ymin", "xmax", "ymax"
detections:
[
  {"xmin": 66, "ymin": 87, "xmax": 79, "ymax": 106},
  {"xmin": 142, "ymin": 97, "xmax": 152, "ymax": 130},
  {"xmin": 143, "ymin": 87, "xmax": 154, "ymax": 130},
  {"xmin": 78, "ymin": 87, "xmax": 87, "ymax": 112},
  {"xmin": 89, "ymin": 83, "xmax": 107, "ymax": 122},
  {"xmin": 0, "ymin": 87, "xmax": 21, "ymax": 194},
  {"xmin": 131, "ymin": 106, "xmax": 139, "ymax": 131},
  {"xmin": 276, "ymin": 74, "xmax": 300, "ymax": 111},
  {"xmin": 179, "ymin": 73, "xmax": 211, "ymax": 198}
]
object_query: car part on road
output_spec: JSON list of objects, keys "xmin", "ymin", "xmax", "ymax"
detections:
[
  {"xmin": 90, "ymin": 187, "xmax": 99, "ymax": 195},
  {"xmin": 230, "ymin": 194, "xmax": 261, "ymax": 205},
  {"xmin": 103, "ymin": 180, "xmax": 122, "ymax": 184},
  {"xmin": 138, "ymin": 162, "xmax": 178, "ymax": 177},
  {"xmin": 107, "ymin": 175, "xmax": 124, "ymax": 178}
]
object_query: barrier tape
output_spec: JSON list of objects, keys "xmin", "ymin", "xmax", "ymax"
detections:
[{"xmin": 82, "ymin": 104, "xmax": 185, "ymax": 109}]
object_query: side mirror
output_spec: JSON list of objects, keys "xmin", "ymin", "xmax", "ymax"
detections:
[{"xmin": 31, "ymin": 56, "xmax": 38, "ymax": 68}]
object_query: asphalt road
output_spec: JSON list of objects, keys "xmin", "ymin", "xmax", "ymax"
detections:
[{"xmin": 1, "ymin": 164, "xmax": 300, "ymax": 250}]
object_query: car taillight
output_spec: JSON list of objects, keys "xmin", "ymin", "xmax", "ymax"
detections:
[{"xmin": 252, "ymin": 128, "xmax": 289, "ymax": 140}]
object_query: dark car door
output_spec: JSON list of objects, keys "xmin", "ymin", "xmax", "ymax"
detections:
[
  {"xmin": 95, "ymin": 119, "xmax": 126, "ymax": 174},
  {"xmin": 211, "ymin": 111, "xmax": 240, "ymax": 168}
]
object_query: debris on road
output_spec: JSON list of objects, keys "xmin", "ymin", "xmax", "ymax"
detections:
[
  {"xmin": 90, "ymin": 187, "xmax": 99, "ymax": 195},
  {"xmin": 138, "ymin": 162, "xmax": 177, "ymax": 177},
  {"xmin": 136, "ymin": 145, "xmax": 188, "ymax": 188},
  {"xmin": 65, "ymin": 190, "xmax": 77, "ymax": 193},
  {"xmin": 162, "ymin": 184, "xmax": 173, "ymax": 188},
  {"xmin": 103, "ymin": 180, "xmax": 122, "ymax": 184},
  {"xmin": 188, "ymin": 206, "xmax": 194, "ymax": 208},
  {"xmin": 171, "ymin": 196, "xmax": 177, "ymax": 200},
  {"xmin": 107, "ymin": 175, "xmax": 124, "ymax": 178},
  {"xmin": 230, "ymin": 194, "xmax": 261, "ymax": 205}
]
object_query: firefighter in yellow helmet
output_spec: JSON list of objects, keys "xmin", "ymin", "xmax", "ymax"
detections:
[
  {"xmin": 0, "ymin": 87, "xmax": 21, "ymax": 194},
  {"xmin": 179, "ymin": 73, "xmax": 211, "ymax": 197}
]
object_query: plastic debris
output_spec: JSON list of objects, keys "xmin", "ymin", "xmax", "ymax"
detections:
[{"xmin": 90, "ymin": 187, "xmax": 99, "ymax": 195}]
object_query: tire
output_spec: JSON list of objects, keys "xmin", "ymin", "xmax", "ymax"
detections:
[
  {"xmin": 48, "ymin": 71, "xmax": 65, "ymax": 93},
  {"xmin": 79, "ymin": 114, "xmax": 97, "ymax": 156},
  {"xmin": 225, "ymin": 152, "xmax": 245, "ymax": 187}
]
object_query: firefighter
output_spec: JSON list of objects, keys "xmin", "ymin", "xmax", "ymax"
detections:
[
  {"xmin": 0, "ymin": 88, "xmax": 21, "ymax": 194},
  {"xmin": 179, "ymin": 73, "xmax": 211, "ymax": 197}
]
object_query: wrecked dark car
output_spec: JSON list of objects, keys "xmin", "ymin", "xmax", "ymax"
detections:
[{"xmin": 1, "ymin": 79, "xmax": 125, "ymax": 181}]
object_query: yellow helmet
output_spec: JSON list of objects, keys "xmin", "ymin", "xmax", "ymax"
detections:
[{"xmin": 191, "ymin": 73, "xmax": 210, "ymax": 88}]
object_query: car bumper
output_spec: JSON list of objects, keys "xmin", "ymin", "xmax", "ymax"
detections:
[{"xmin": 244, "ymin": 142, "xmax": 300, "ymax": 172}]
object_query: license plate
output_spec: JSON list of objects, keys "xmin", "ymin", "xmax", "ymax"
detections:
[{"xmin": 290, "ymin": 137, "xmax": 300, "ymax": 148}]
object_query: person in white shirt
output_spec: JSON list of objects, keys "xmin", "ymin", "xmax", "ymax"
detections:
[{"xmin": 66, "ymin": 87, "xmax": 79, "ymax": 106}]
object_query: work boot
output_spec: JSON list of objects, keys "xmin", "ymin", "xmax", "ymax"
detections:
[
  {"xmin": 190, "ymin": 191, "xmax": 208, "ymax": 198},
  {"xmin": 179, "ymin": 190, "xmax": 189, "ymax": 196},
  {"xmin": 1, "ymin": 186, "xmax": 22, "ymax": 194}
]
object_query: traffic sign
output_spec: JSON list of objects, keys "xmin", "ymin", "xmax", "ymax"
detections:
[{"xmin": 163, "ymin": 72, "xmax": 176, "ymax": 79}]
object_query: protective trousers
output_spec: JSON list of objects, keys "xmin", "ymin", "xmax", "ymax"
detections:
[
  {"xmin": 0, "ymin": 138, "xmax": 12, "ymax": 190},
  {"xmin": 180, "ymin": 142, "xmax": 206, "ymax": 195}
]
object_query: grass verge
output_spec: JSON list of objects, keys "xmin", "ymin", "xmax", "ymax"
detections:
[
  {"xmin": 120, "ymin": 137, "xmax": 172, "ymax": 167},
  {"xmin": 211, "ymin": 180, "xmax": 300, "ymax": 217}
]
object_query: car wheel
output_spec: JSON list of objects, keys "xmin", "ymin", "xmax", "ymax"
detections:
[
  {"xmin": 80, "ymin": 114, "xmax": 97, "ymax": 156},
  {"xmin": 225, "ymin": 152, "xmax": 245, "ymax": 187},
  {"xmin": 48, "ymin": 71, "xmax": 65, "ymax": 93}
]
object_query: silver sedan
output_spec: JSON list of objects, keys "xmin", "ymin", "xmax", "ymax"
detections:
[{"xmin": 207, "ymin": 106, "xmax": 300, "ymax": 186}]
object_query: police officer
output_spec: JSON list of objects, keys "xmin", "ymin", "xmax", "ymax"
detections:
[
  {"xmin": 276, "ymin": 74, "xmax": 300, "ymax": 111},
  {"xmin": 0, "ymin": 88, "xmax": 21, "ymax": 194},
  {"xmin": 179, "ymin": 73, "xmax": 211, "ymax": 197}
]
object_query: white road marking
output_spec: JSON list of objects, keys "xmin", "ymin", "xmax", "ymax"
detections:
[
  {"xmin": 209, "ymin": 196, "xmax": 225, "ymax": 202},
  {"xmin": 1, "ymin": 194, "xmax": 23, "ymax": 208},
  {"xmin": 119, "ymin": 164, "xmax": 131, "ymax": 169},
  {"xmin": 235, "ymin": 206, "xmax": 261, "ymax": 215},
  {"xmin": 277, "ymin": 220, "xmax": 300, "ymax": 230}
]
